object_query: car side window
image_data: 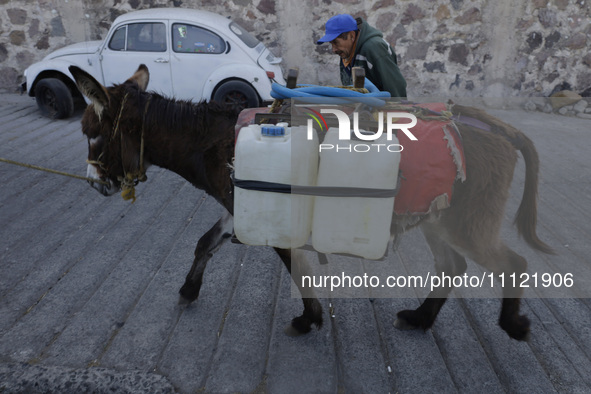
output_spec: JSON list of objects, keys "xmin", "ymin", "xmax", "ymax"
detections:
[
  {"xmin": 109, "ymin": 23, "xmax": 167, "ymax": 52},
  {"xmin": 172, "ymin": 23, "xmax": 226, "ymax": 54},
  {"xmin": 127, "ymin": 23, "xmax": 167, "ymax": 52},
  {"xmin": 109, "ymin": 26, "xmax": 126, "ymax": 51},
  {"xmin": 228, "ymin": 21, "xmax": 259, "ymax": 48}
]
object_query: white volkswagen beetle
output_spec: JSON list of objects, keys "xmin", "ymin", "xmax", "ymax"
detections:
[{"xmin": 21, "ymin": 8, "xmax": 285, "ymax": 118}]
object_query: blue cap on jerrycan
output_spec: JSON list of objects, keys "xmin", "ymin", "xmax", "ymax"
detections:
[{"xmin": 261, "ymin": 126, "xmax": 285, "ymax": 136}]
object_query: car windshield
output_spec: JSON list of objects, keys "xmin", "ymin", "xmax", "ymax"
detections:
[{"xmin": 228, "ymin": 21, "xmax": 260, "ymax": 48}]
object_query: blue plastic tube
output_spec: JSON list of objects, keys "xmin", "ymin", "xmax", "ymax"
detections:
[{"xmin": 270, "ymin": 80, "xmax": 390, "ymax": 107}]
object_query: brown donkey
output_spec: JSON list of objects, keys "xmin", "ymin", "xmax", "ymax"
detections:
[{"xmin": 69, "ymin": 64, "xmax": 552, "ymax": 341}]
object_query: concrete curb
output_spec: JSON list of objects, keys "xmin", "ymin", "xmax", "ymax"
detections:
[{"xmin": 0, "ymin": 362, "xmax": 176, "ymax": 393}]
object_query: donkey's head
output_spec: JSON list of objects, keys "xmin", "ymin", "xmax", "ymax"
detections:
[{"xmin": 69, "ymin": 64, "xmax": 150, "ymax": 197}]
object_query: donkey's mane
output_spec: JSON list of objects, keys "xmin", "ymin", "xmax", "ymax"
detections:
[{"xmin": 135, "ymin": 88, "xmax": 239, "ymax": 146}]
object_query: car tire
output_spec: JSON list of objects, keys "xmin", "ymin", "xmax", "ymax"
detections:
[
  {"xmin": 35, "ymin": 78, "xmax": 75, "ymax": 119},
  {"xmin": 213, "ymin": 80, "xmax": 260, "ymax": 111}
]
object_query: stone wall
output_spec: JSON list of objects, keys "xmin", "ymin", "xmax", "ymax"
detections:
[{"xmin": 1, "ymin": 0, "xmax": 590, "ymax": 99}]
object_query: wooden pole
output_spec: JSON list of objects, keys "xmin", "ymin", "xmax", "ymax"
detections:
[{"xmin": 352, "ymin": 66, "xmax": 365, "ymax": 89}]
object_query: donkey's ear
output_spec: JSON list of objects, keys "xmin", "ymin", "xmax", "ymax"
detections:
[
  {"xmin": 69, "ymin": 66, "xmax": 109, "ymax": 118},
  {"xmin": 128, "ymin": 64, "xmax": 150, "ymax": 92}
]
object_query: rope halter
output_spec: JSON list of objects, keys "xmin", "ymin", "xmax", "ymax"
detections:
[{"xmin": 109, "ymin": 93, "xmax": 151, "ymax": 203}]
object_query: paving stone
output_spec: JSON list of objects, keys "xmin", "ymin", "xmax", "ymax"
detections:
[{"xmin": 0, "ymin": 93, "xmax": 590, "ymax": 393}]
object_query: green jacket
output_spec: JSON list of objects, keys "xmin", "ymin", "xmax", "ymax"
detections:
[{"xmin": 340, "ymin": 18, "xmax": 407, "ymax": 98}]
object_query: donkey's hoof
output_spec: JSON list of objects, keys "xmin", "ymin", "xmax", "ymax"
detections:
[
  {"xmin": 394, "ymin": 318, "xmax": 418, "ymax": 330},
  {"xmin": 178, "ymin": 295, "xmax": 193, "ymax": 305},
  {"xmin": 178, "ymin": 284, "xmax": 200, "ymax": 304},
  {"xmin": 500, "ymin": 315, "xmax": 531, "ymax": 341},
  {"xmin": 394, "ymin": 310, "xmax": 423, "ymax": 330},
  {"xmin": 284, "ymin": 324, "xmax": 306, "ymax": 337},
  {"xmin": 284, "ymin": 316, "xmax": 313, "ymax": 336}
]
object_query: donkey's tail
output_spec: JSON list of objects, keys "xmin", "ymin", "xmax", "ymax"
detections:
[{"xmin": 514, "ymin": 133, "xmax": 554, "ymax": 254}]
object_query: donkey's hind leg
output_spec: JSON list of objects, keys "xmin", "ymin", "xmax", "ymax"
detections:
[
  {"xmin": 474, "ymin": 244, "xmax": 530, "ymax": 341},
  {"xmin": 395, "ymin": 224, "xmax": 467, "ymax": 331},
  {"xmin": 179, "ymin": 211, "xmax": 234, "ymax": 303},
  {"xmin": 275, "ymin": 248, "xmax": 323, "ymax": 336}
]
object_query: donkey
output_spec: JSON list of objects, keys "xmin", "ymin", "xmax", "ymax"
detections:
[{"xmin": 69, "ymin": 64, "xmax": 552, "ymax": 341}]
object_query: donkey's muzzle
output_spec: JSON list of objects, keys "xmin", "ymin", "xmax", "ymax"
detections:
[
  {"xmin": 88, "ymin": 179, "xmax": 118, "ymax": 196},
  {"xmin": 86, "ymin": 164, "xmax": 119, "ymax": 196}
]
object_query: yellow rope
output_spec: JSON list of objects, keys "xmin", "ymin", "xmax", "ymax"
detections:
[
  {"xmin": 265, "ymin": 85, "xmax": 370, "ymax": 119},
  {"xmin": 137, "ymin": 96, "xmax": 151, "ymax": 182},
  {"xmin": 0, "ymin": 93, "xmax": 150, "ymax": 195},
  {"xmin": 116, "ymin": 94, "xmax": 151, "ymax": 204},
  {"xmin": 0, "ymin": 157, "xmax": 109, "ymax": 185},
  {"xmin": 321, "ymin": 85, "xmax": 369, "ymax": 93},
  {"xmin": 382, "ymin": 103, "xmax": 454, "ymax": 122},
  {"xmin": 112, "ymin": 93, "xmax": 128, "ymax": 140}
]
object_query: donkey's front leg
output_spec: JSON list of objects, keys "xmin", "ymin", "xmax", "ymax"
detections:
[
  {"xmin": 179, "ymin": 211, "xmax": 233, "ymax": 303},
  {"xmin": 274, "ymin": 248, "xmax": 323, "ymax": 336}
]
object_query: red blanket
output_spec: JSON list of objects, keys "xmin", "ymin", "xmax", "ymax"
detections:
[{"xmin": 394, "ymin": 103, "xmax": 466, "ymax": 215}]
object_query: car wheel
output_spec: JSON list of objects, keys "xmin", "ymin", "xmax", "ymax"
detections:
[
  {"xmin": 35, "ymin": 78, "xmax": 74, "ymax": 119},
  {"xmin": 213, "ymin": 80, "xmax": 260, "ymax": 111}
]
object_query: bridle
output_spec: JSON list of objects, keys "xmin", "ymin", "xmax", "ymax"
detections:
[{"xmin": 86, "ymin": 91, "xmax": 151, "ymax": 203}]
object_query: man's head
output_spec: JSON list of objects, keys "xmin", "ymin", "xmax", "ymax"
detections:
[{"xmin": 317, "ymin": 14, "xmax": 358, "ymax": 59}]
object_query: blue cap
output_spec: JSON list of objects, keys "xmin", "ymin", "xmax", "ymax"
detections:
[
  {"xmin": 261, "ymin": 126, "xmax": 285, "ymax": 136},
  {"xmin": 316, "ymin": 14, "xmax": 358, "ymax": 45}
]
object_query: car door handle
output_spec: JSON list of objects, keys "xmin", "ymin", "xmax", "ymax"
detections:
[{"xmin": 154, "ymin": 58, "xmax": 169, "ymax": 63}]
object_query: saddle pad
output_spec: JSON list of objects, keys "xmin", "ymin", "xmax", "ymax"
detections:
[{"xmin": 394, "ymin": 103, "xmax": 466, "ymax": 215}]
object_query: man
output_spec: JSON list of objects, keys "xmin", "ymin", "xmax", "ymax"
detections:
[{"xmin": 317, "ymin": 14, "xmax": 407, "ymax": 98}]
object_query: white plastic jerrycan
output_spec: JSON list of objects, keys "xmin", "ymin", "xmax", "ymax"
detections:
[
  {"xmin": 234, "ymin": 123, "xmax": 319, "ymax": 249},
  {"xmin": 312, "ymin": 127, "xmax": 400, "ymax": 259}
]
